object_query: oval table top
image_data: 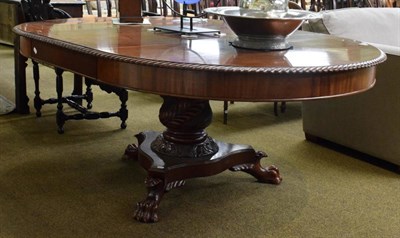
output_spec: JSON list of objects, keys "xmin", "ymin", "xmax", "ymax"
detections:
[{"xmin": 14, "ymin": 17, "xmax": 386, "ymax": 102}]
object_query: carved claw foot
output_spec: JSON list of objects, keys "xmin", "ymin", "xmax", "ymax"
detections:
[
  {"xmin": 133, "ymin": 177, "xmax": 186, "ymax": 223},
  {"xmin": 134, "ymin": 196, "xmax": 161, "ymax": 223},
  {"xmin": 123, "ymin": 144, "xmax": 139, "ymax": 160},
  {"xmin": 134, "ymin": 176, "xmax": 165, "ymax": 223},
  {"xmin": 230, "ymin": 151, "xmax": 282, "ymax": 184}
]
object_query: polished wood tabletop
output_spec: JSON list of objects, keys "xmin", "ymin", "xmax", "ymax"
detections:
[
  {"xmin": 14, "ymin": 17, "xmax": 385, "ymax": 103},
  {"xmin": 14, "ymin": 16, "xmax": 386, "ymax": 223}
]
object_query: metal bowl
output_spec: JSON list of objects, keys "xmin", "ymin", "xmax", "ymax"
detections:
[{"xmin": 204, "ymin": 7, "xmax": 318, "ymax": 50}]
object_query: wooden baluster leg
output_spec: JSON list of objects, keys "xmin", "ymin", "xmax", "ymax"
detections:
[
  {"xmin": 117, "ymin": 88, "xmax": 128, "ymax": 129},
  {"xmin": 223, "ymin": 100, "xmax": 228, "ymax": 124},
  {"xmin": 32, "ymin": 60, "xmax": 42, "ymax": 117},
  {"xmin": 274, "ymin": 102, "xmax": 278, "ymax": 116},
  {"xmin": 55, "ymin": 68, "xmax": 66, "ymax": 134},
  {"xmin": 85, "ymin": 78, "xmax": 93, "ymax": 109},
  {"xmin": 105, "ymin": 0, "xmax": 112, "ymax": 17},
  {"xmin": 14, "ymin": 36, "xmax": 30, "ymax": 114},
  {"xmin": 280, "ymin": 101, "xmax": 286, "ymax": 113},
  {"xmin": 72, "ymin": 74, "xmax": 83, "ymax": 105},
  {"xmin": 95, "ymin": 0, "xmax": 101, "ymax": 17}
]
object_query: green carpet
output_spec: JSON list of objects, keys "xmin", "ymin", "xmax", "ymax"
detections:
[{"xmin": 0, "ymin": 44, "xmax": 399, "ymax": 238}]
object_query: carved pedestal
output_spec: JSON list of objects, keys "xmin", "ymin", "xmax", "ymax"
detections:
[{"xmin": 125, "ymin": 96, "xmax": 282, "ymax": 223}]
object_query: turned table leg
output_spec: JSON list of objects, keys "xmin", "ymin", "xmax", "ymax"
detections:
[{"xmin": 14, "ymin": 36, "xmax": 30, "ymax": 114}]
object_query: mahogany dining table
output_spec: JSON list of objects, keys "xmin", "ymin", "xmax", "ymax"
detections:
[{"xmin": 13, "ymin": 16, "xmax": 386, "ymax": 223}]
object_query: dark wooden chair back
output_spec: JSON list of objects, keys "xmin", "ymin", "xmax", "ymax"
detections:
[{"xmin": 20, "ymin": 0, "xmax": 70, "ymax": 22}]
